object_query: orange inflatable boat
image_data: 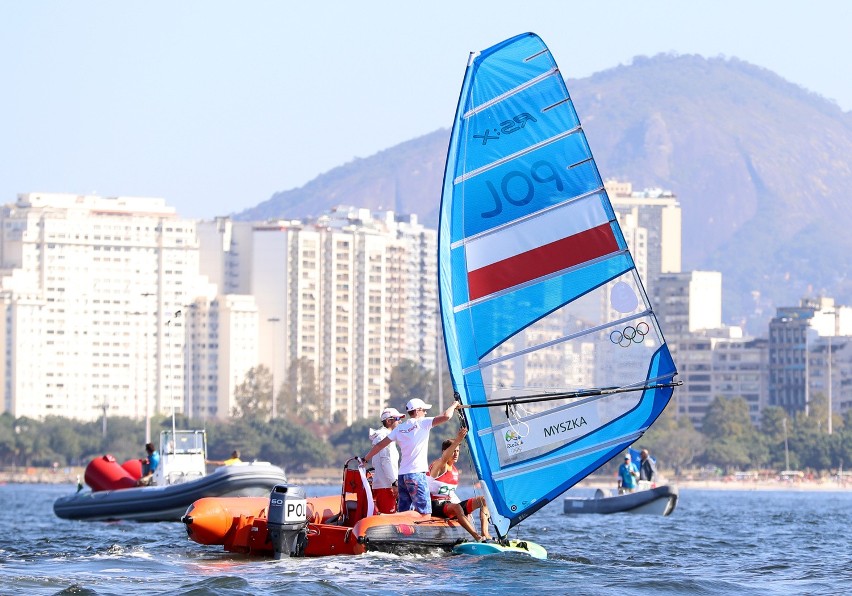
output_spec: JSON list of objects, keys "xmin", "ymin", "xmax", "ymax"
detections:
[{"xmin": 182, "ymin": 458, "xmax": 470, "ymax": 557}]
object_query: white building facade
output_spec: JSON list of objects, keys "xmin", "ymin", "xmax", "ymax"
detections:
[
  {"xmin": 197, "ymin": 207, "xmax": 438, "ymax": 425},
  {"xmin": 653, "ymin": 271, "xmax": 723, "ymax": 337},
  {"xmin": 0, "ymin": 194, "xmax": 195, "ymax": 422},
  {"xmin": 0, "ymin": 193, "xmax": 258, "ymax": 428},
  {"xmin": 607, "ymin": 179, "xmax": 682, "ymax": 293},
  {"xmin": 674, "ymin": 331, "xmax": 769, "ymax": 428}
]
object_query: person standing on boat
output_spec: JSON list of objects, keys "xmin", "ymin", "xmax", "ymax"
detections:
[
  {"xmin": 137, "ymin": 442, "xmax": 160, "ymax": 486},
  {"xmin": 429, "ymin": 426, "xmax": 492, "ymax": 542},
  {"xmin": 369, "ymin": 407, "xmax": 405, "ymax": 513},
  {"xmin": 362, "ymin": 398, "xmax": 459, "ymax": 515},
  {"xmin": 639, "ymin": 449, "xmax": 656, "ymax": 485},
  {"xmin": 617, "ymin": 453, "xmax": 639, "ymax": 494}
]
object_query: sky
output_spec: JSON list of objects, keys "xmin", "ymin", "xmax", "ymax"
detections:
[{"xmin": 2, "ymin": 1, "xmax": 851, "ymax": 220}]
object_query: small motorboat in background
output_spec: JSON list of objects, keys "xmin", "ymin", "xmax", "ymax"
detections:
[
  {"xmin": 54, "ymin": 429, "xmax": 287, "ymax": 522},
  {"xmin": 563, "ymin": 482, "xmax": 679, "ymax": 516}
]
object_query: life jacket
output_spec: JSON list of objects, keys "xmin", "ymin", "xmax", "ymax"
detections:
[{"xmin": 428, "ymin": 463, "xmax": 459, "ymax": 503}]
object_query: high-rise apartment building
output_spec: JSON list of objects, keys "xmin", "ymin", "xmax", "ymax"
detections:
[
  {"xmin": 182, "ymin": 294, "xmax": 259, "ymax": 420},
  {"xmin": 651, "ymin": 271, "xmax": 729, "ymax": 426},
  {"xmin": 768, "ymin": 297, "xmax": 852, "ymax": 420},
  {"xmin": 768, "ymin": 300, "xmax": 817, "ymax": 415},
  {"xmin": 673, "ymin": 331, "xmax": 768, "ymax": 428},
  {"xmin": 653, "ymin": 271, "xmax": 723, "ymax": 337},
  {"xmin": 198, "ymin": 207, "xmax": 438, "ymax": 424},
  {"xmin": 0, "ymin": 193, "xmax": 207, "ymax": 423},
  {"xmin": 607, "ymin": 180, "xmax": 682, "ymax": 293}
]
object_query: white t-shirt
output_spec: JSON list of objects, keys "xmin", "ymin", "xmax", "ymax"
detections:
[
  {"xmin": 387, "ymin": 417, "xmax": 434, "ymax": 475},
  {"xmin": 369, "ymin": 426, "xmax": 399, "ymax": 489}
]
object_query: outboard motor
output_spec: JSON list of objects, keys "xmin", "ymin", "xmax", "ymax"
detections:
[{"xmin": 267, "ymin": 484, "xmax": 308, "ymax": 559}]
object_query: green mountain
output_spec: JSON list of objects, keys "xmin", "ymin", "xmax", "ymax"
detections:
[{"xmin": 237, "ymin": 54, "xmax": 852, "ymax": 334}]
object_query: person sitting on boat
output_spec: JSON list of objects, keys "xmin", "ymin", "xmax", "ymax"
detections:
[
  {"xmin": 639, "ymin": 449, "xmax": 656, "ymax": 485},
  {"xmin": 369, "ymin": 407, "xmax": 404, "ymax": 513},
  {"xmin": 428, "ymin": 427, "xmax": 492, "ymax": 542},
  {"xmin": 207, "ymin": 450, "xmax": 242, "ymax": 467},
  {"xmin": 137, "ymin": 442, "xmax": 160, "ymax": 486},
  {"xmin": 362, "ymin": 398, "xmax": 459, "ymax": 515},
  {"xmin": 617, "ymin": 453, "xmax": 639, "ymax": 494}
]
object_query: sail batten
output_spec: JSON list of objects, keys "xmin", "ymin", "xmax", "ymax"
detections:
[
  {"xmin": 524, "ymin": 48, "xmax": 551, "ymax": 62},
  {"xmin": 439, "ymin": 32, "xmax": 678, "ymax": 537},
  {"xmin": 468, "ymin": 308, "xmax": 654, "ymax": 372},
  {"xmin": 453, "ymin": 126, "xmax": 582, "ymax": 184},
  {"xmin": 542, "ymin": 97, "xmax": 572, "ymax": 112},
  {"xmin": 462, "ymin": 67, "xmax": 559, "ymax": 118},
  {"xmin": 462, "ymin": 379, "xmax": 681, "ymax": 409}
]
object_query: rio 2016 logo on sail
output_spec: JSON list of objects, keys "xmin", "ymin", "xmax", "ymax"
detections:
[
  {"xmin": 472, "ymin": 112, "xmax": 537, "ymax": 145},
  {"xmin": 504, "ymin": 429, "xmax": 524, "ymax": 454}
]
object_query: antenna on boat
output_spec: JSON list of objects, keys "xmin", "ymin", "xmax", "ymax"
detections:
[{"xmin": 167, "ymin": 309, "xmax": 182, "ymax": 444}]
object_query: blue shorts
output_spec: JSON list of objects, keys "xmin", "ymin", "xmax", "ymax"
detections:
[{"xmin": 397, "ymin": 472, "xmax": 431, "ymax": 514}]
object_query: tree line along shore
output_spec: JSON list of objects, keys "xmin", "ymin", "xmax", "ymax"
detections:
[{"xmin": 3, "ymin": 364, "xmax": 851, "ymax": 483}]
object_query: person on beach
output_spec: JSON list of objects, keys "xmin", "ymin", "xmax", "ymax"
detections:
[
  {"xmin": 617, "ymin": 453, "xmax": 639, "ymax": 494},
  {"xmin": 362, "ymin": 398, "xmax": 459, "ymax": 515},
  {"xmin": 429, "ymin": 426, "xmax": 492, "ymax": 542}
]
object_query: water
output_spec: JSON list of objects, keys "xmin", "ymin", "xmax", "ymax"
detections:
[{"xmin": 1, "ymin": 483, "xmax": 849, "ymax": 595}]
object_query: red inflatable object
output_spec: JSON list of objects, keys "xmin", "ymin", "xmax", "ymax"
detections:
[
  {"xmin": 121, "ymin": 458, "xmax": 143, "ymax": 479},
  {"xmin": 84, "ymin": 455, "xmax": 138, "ymax": 492}
]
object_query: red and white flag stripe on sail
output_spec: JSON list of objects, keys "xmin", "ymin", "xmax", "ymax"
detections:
[{"xmin": 465, "ymin": 196, "xmax": 618, "ymax": 301}]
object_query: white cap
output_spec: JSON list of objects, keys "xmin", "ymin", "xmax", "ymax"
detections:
[
  {"xmin": 405, "ymin": 398, "xmax": 433, "ymax": 412},
  {"xmin": 380, "ymin": 407, "xmax": 405, "ymax": 421}
]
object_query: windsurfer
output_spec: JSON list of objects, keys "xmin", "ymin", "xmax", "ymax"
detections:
[
  {"xmin": 429, "ymin": 427, "xmax": 492, "ymax": 542},
  {"xmin": 362, "ymin": 398, "xmax": 459, "ymax": 515}
]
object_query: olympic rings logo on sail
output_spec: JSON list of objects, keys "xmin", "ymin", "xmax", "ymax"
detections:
[{"xmin": 609, "ymin": 322, "xmax": 649, "ymax": 348}]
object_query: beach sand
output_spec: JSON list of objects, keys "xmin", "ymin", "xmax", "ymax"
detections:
[{"xmin": 574, "ymin": 475, "xmax": 851, "ymax": 492}]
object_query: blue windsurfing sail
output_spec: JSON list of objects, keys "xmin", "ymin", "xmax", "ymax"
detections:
[{"xmin": 438, "ymin": 32, "xmax": 679, "ymax": 537}]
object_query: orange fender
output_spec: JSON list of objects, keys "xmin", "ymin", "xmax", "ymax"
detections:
[{"xmin": 183, "ymin": 496, "xmax": 268, "ymax": 546}]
